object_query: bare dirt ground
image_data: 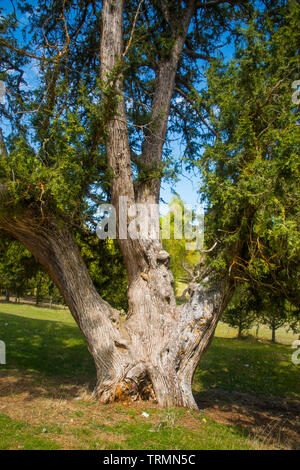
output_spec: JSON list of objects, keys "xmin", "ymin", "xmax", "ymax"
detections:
[
  {"xmin": 196, "ymin": 389, "xmax": 300, "ymax": 450},
  {"xmin": 0, "ymin": 369, "xmax": 299, "ymax": 450}
]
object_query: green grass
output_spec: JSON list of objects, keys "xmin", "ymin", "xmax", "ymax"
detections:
[
  {"xmin": 194, "ymin": 335, "xmax": 299, "ymax": 398},
  {"xmin": 0, "ymin": 302, "xmax": 95, "ymax": 380},
  {"xmin": 0, "ymin": 402, "xmax": 259, "ymax": 451},
  {"xmin": 215, "ymin": 321, "xmax": 297, "ymax": 345},
  {"xmin": 0, "ymin": 302, "xmax": 298, "ymax": 398},
  {"xmin": 0, "ymin": 301, "xmax": 299, "ymax": 450},
  {"xmin": 0, "ymin": 413, "xmax": 60, "ymax": 450},
  {"xmin": 79, "ymin": 412, "xmax": 255, "ymax": 450}
]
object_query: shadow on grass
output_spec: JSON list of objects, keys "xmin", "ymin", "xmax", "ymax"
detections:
[
  {"xmin": 193, "ymin": 336, "xmax": 300, "ymax": 450},
  {"xmin": 0, "ymin": 310, "xmax": 299, "ymax": 403},
  {"xmin": 193, "ymin": 336, "xmax": 300, "ymax": 399},
  {"xmin": 0, "ymin": 311, "xmax": 95, "ymax": 383}
]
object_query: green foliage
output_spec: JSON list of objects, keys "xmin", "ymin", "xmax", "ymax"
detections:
[
  {"xmin": 200, "ymin": 2, "xmax": 300, "ymax": 307},
  {"xmin": 0, "ymin": 232, "xmax": 38, "ymax": 297},
  {"xmin": 223, "ymin": 284, "xmax": 299, "ymax": 342},
  {"xmin": 77, "ymin": 233, "xmax": 128, "ymax": 311},
  {"xmin": 0, "ymin": 231, "xmax": 63, "ymax": 303},
  {"xmin": 161, "ymin": 196, "xmax": 201, "ymax": 290},
  {"xmin": 0, "ymin": 0, "xmax": 253, "ymax": 217},
  {"xmin": 0, "ymin": 230, "xmax": 127, "ymax": 309},
  {"xmin": 254, "ymin": 291, "xmax": 295, "ymax": 342}
]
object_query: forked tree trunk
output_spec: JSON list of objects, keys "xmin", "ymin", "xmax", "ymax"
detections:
[
  {"xmin": 125, "ymin": 262, "xmax": 230, "ymax": 408},
  {"xmin": 1, "ymin": 212, "xmax": 231, "ymax": 408},
  {"xmin": 0, "ymin": 0, "xmax": 233, "ymax": 408},
  {"xmin": 92, "ymin": 0, "xmax": 233, "ymax": 407}
]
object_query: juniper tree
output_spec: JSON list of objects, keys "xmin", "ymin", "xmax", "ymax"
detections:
[
  {"xmin": 0, "ymin": 233, "xmax": 37, "ymax": 300},
  {"xmin": 198, "ymin": 2, "xmax": 300, "ymax": 310},
  {"xmin": 0, "ymin": 0, "xmax": 298, "ymax": 407},
  {"xmin": 222, "ymin": 285, "xmax": 257, "ymax": 338}
]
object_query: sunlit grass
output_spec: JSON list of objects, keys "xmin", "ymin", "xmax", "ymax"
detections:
[{"xmin": 0, "ymin": 301, "xmax": 299, "ymax": 450}]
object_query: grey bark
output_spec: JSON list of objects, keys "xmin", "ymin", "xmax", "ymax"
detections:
[
  {"xmin": 271, "ymin": 325, "xmax": 276, "ymax": 343},
  {"xmin": 0, "ymin": 0, "xmax": 234, "ymax": 408}
]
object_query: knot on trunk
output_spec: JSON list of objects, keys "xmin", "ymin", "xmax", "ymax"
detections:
[{"xmin": 156, "ymin": 250, "xmax": 170, "ymax": 265}]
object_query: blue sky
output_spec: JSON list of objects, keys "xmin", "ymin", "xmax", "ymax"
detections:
[{"xmin": 0, "ymin": 0, "xmax": 236, "ymax": 210}]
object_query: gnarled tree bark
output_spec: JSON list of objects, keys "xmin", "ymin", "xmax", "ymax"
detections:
[
  {"xmin": 0, "ymin": 207, "xmax": 232, "ymax": 408},
  {"xmin": 0, "ymin": 0, "xmax": 234, "ymax": 408}
]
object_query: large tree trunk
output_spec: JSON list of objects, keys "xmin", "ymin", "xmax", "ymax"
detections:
[
  {"xmin": 0, "ymin": 209, "xmax": 231, "ymax": 408},
  {"xmin": 125, "ymin": 260, "xmax": 231, "ymax": 408},
  {"xmin": 0, "ymin": 213, "xmax": 134, "ymax": 400},
  {"xmin": 95, "ymin": 0, "xmax": 233, "ymax": 407},
  {"xmin": 0, "ymin": 0, "xmax": 233, "ymax": 408}
]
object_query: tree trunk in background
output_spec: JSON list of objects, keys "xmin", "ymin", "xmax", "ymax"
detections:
[
  {"xmin": 5, "ymin": 289, "xmax": 9, "ymax": 302},
  {"xmin": 272, "ymin": 325, "xmax": 276, "ymax": 343},
  {"xmin": 35, "ymin": 283, "xmax": 40, "ymax": 306}
]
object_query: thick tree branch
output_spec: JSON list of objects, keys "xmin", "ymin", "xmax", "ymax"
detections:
[
  {"xmin": 137, "ymin": 0, "xmax": 197, "ymax": 202},
  {"xmin": 100, "ymin": 0, "xmax": 135, "ymax": 207}
]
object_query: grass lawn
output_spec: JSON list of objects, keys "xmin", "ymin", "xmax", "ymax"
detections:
[
  {"xmin": 0, "ymin": 302, "xmax": 299, "ymax": 450},
  {"xmin": 195, "ymin": 323, "xmax": 299, "ymax": 398}
]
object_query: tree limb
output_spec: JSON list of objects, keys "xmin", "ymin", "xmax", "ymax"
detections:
[
  {"xmin": 174, "ymin": 86, "xmax": 218, "ymax": 137},
  {"xmin": 137, "ymin": 0, "xmax": 197, "ymax": 202}
]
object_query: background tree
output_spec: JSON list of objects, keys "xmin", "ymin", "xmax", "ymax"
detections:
[
  {"xmin": 223, "ymin": 285, "xmax": 299, "ymax": 342},
  {"xmin": 197, "ymin": 2, "xmax": 299, "ymax": 312},
  {"xmin": 0, "ymin": 233, "xmax": 38, "ymax": 301},
  {"xmin": 161, "ymin": 195, "xmax": 201, "ymax": 293},
  {"xmin": 260, "ymin": 296, "xmax": 287, "ymax": 343},
  {"xmin": 0, "ymin": 230, "xmax": 126, "ymax": 309},
  {"xmin": 253, "ymin": 289, "xmax": 295, "ymax": 343},
  {"xmin": 222, "ymin": 285, "xmax": 257, "ymax": 339},
  {"xmin": 0, "ymin": 232, "xmax": 63, "ymax": 304},
  {"xmin": 77, "ymin": 233, "xmax": 128, "ymax": 311}
]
